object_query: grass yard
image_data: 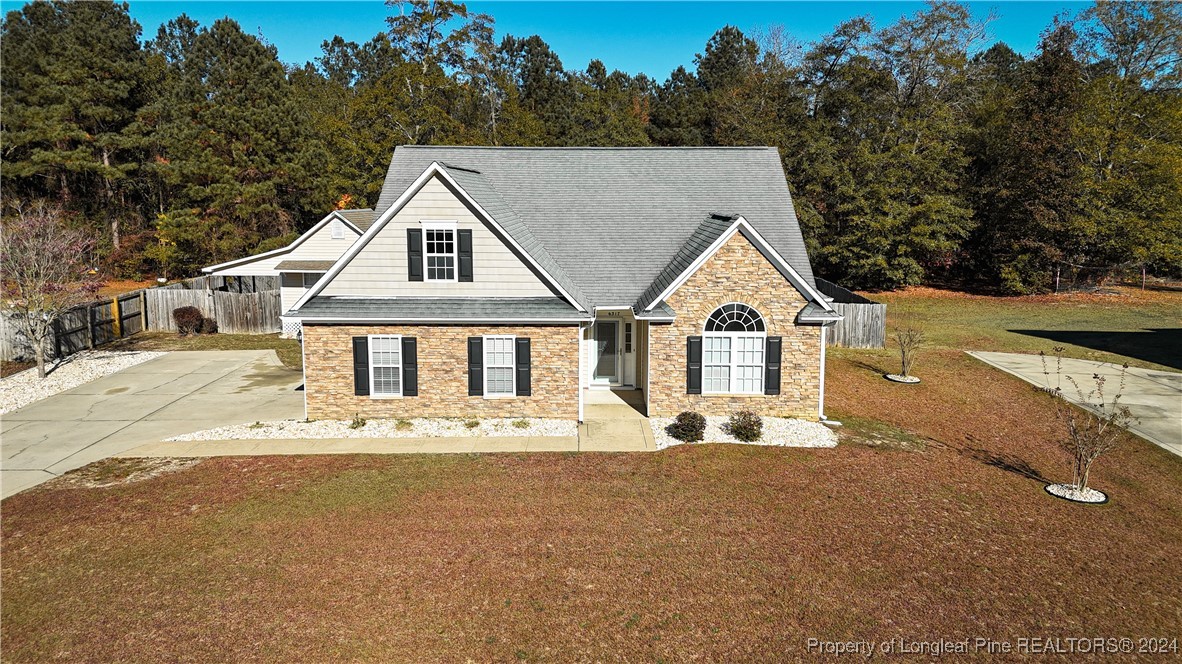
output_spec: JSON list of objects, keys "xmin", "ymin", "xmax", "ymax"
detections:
[
  {"xmin": 2, "ymin": 288, "xmax": 1180, "ymax": 661},
  {"xmin": 110, "ymin": 331, "xmax": 303, "ymax": 369}
]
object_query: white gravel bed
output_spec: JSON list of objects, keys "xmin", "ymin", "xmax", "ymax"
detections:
[
  {"xmin": 1045, "ymin": 483, "xmax": 1108, "ymax": 504},
  {"xmin": 0, "ymin": 350, "xmax": 165, "ymax": 415},
  {"xmin": 167, "ymin": 417, "xmax": 578, "ymax": 441},
  {"xmin": 649, "ymin": 415, "xmax": 838, "ymax": 450}
]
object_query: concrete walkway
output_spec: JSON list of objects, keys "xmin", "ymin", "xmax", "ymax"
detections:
[
  {"xmin": 1, "ymin": 351, "xmax": 304, "ymax": 498},
  {"xmin": 118, "ymin": 389, "xmax": 655, "ymax": 459},
  {"xmin": 968, "ymin": 351, "xmax": 1182, "ymax": 457}
]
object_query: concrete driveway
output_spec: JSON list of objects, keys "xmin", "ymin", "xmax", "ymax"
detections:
[
  {"xmin": 1, "ymin": 351, "xmax": 303, "ymax": 498},
  {"xmin": 968, "ymin": 351, "xmax": 1182, "ymax": 458}
]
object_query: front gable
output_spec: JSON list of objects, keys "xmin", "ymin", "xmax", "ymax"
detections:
[
  {"xmin": 317, "ymin": 175, "xmax": 555, "ymax": 299},
  {"xmin": 641, "ymin": 216, "xmax": 834, "ymax": 318}
]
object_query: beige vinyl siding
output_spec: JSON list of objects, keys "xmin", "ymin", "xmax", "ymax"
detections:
[
  {"xmin": 206, "ymin": 216, "xmax": 359, "ymax": 277},
  {"xmin": 280, "ymin": 273, "xmax": 307, "ymax": 313},
  {"xmin": 290, "ymin": 218, "xmax": 359, "ymax": 261},
  {"xmin": 321, "ymin": 177, "xmax": 554, "ymax": 298}
]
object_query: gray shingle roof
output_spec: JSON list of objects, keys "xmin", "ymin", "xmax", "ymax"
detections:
[
  {"xmin": 290, "ymin": 297, "xmax": 588, "ymax": 322},
  {"xmin": 635, "ymin": 214, "xmax": 737, "ymax": 311},
  {"xmin": 374, "ymin": 146, "xmax": 816, "ymax": 307},
  {"xmin": 275, "ymin": 260, "xmax": 335, "ymax": 272},
  {"xmin": 439, "ymin": 165, "xmax": 590, "ymax": 311},
  {"xmin": 336, "ymin": 208, "xmax": 376, "ymax": 231}
]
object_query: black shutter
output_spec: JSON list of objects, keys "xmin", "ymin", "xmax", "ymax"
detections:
[
  {"xmin": 407, "ymin": 228, "xmax": 423, "ymax": 281},
  {"xmin": 467, "ymin": 337, "xmax": 483, "ymax": 396},
  {"xmin": 401, "ymin": 337, "xmax": 418, "ymax": 396},
  {"xmin": 764, "ymin": 336, "xmax": 782, "ymax": 395},
  {"xmin": 352, "ymin": 336, "xmax": 370, "ymax": 396},
  {"xmin": 686, "ymin": 336, "xmax": 702, "ymax": 394},
  {"xmin": 515, "ymin": 337, "xmax": 531, "ymax": 396},
  {"xmin": 458, "ymin": 229, "xmax": 473, "ymax": 282}
]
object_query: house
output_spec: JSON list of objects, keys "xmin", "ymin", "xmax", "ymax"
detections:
[
  {"xmin": 202, "ymin": 208, "xmax": 376, "ymax": 337},
  {"xmin": 287, "ymin": 146, "xmax": 842, "ymax": 422}
]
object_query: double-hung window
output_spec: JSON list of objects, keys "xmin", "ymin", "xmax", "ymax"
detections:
[
  {"xmin": 423, "ymin": 222, "xmax": 457, "ymax": 282},
  {"xmin": 702, "ymin": 303, "xmax": 766, "ymax": 394},
  {"xmin": 368, "ymin": 335, "xmax": 403, "ymax": 397},
  {"xmin": 483, "ymin": 335, "xmax": 515, "ymax": 397}
]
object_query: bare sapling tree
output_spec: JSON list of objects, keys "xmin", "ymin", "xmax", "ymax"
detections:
[
  {"xmin": 1040, "ymin": 348, "xmax": 1135, "ymax": 494},
  {"xmin": 1, "ymin": 201, "xmax": 99, "ymax": 377},
  {"xmin": 894, "ymin": 320, "xmax": 925, "ymax": 378}
]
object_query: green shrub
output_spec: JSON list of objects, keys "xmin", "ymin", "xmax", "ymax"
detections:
[
  {"xmin": 349, "ymin": 413, "xmax": 367, "ymax": 430},
  {"xmin": 172, "ymin": 306, "xmax": 203, "ymax": 336},
  {"xmin": 512, "ymin": 418, "xmax": 530, "ymax": 429},
  {"xmin": 667, "ymin": 411, "xmax": 706, "ymax": 443},
  {"xmin": 464, "ymin": 419, "xmax": 480, "ymax": 429},
  {"xmin": 726, "ymin": 411, "xmax": 762, "ymax": 442},
  {"xmin": 395, "ymin": 419, "xmax": 413, "ymax": 431}
]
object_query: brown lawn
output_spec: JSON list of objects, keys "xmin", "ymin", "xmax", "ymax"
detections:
[{"xmin": 2, "ymin": 290, "xmax": 1180, "ymax": 662}]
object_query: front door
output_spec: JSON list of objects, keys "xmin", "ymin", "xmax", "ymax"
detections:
[{"xmin": 593, "ymin": 321, "xmax": 619, "ymax": 384}]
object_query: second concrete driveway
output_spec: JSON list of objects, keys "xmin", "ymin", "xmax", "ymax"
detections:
[
  {"xmin": 1, "ymin": 351, "xmax": 303, "ymax": 498},
  {"xmin": 968, "ymin": 351, "xmax": 1182, "ymax": 458}
]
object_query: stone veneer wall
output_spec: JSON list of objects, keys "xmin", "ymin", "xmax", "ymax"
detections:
[
  {"xmin": 647, "ymin": 232, "xmax": 822, "ymax": 418},
  {"xmin": 302, "ymin": 324, "xmax": 580, "ymax": 420}
]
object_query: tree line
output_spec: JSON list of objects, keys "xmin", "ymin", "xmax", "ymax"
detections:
[{"xmin": 2, "ymin": 0, "xmax": 1179, "ymax": 293}]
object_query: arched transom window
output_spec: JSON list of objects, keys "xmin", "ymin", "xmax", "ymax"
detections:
[{"xmin": 703, "ymin": 303, "xmax": 766, "ymax": 393}]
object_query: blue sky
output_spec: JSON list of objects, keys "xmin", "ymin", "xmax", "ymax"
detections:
[{"xmin": 8, "ymin": 1, "xmax": 1092, "ymax": 76}]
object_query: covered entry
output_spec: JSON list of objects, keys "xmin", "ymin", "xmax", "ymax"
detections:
[{"xmin": 584, "ymin": 309, "xmax": 646, "ymax": 391}]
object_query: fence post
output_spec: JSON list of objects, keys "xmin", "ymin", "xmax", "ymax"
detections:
[
  {"xmin": 140, "ymin": 289, "xmax": 148, "ymax": 331},
  {"xmin": 87, "ymin": 304, "xmax": 95, "ymax": 349},
  {"xmin": 111, "ymin": 296, "xmax": 121, "ymax": 338}
]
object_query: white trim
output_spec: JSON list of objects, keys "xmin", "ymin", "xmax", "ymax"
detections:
[
  {"xmin": 798, "ymin": 314, "xmax": 844, "ymax": 324},
  {"xmin": 482, "ymin": 334, "xmax": 516, "ymax": 398},
  {"xmin": 368, "ymin": 334, "xmax": 403, "ymax": 398},
  {"xmin": 643, "ymin": 320, "xmax": 650, "ymax": 416},
  {"xmin": 421, "ymin": 220, "xmax": 459, "ymax": 283},
  {"xmin": 577, "ymin": 323, "xmax": 586, "ymax": 422},
  {"xmin": 202, "ymin": 210, "xmax": 363, "ymax": 274},
  {"xmin": 819, "ymin": 326, "xmax": 827, "ymax": 420},
  {"xmin": 643, "ymin": 216, "xmax": 833, "ymax": 314},
  {"xmin": 291, "ymin": 162, "xmax": 587, "ymax": 313},
  {"xmin": 300, "ymin": 323, "xmax": 308, "ymax": 420}
]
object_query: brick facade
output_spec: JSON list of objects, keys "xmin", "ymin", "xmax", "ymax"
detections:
[
  {"xmin": 646, "ymin": 232, "xmax": 822, "ymax": 419},
  {"xmin": 302, "ymin": 324, "xmax": 580, "ymax": 420}
]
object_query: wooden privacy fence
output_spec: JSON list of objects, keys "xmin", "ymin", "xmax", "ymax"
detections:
[
  {"xmin": 143, "ymin": 288, "xmax": 281, "ymax": 334},
  {"xmin": 816, "ymin": 278, "xmax": 887, "ymax": 349},
  {"xmin": 2, "ymin": 279, "xmax": 282, "ymax": 361},
  {"xmin": 1, "ymin": 291, "xmax": 145, "ymax": 362}
]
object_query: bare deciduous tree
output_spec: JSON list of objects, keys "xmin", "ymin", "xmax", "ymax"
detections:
[
  {"xmin": 895, "ymin": 322, "xmax": 925, "ymax": 378},
  {"xmin": 1040, "ymin": 348, "xmax": 1135, "ymax": 494},
  {"xmin": 1, "ymin": 201, "xmax": 99, "ymax": 377}
]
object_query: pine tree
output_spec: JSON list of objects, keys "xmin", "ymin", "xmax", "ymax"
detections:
[{"xmin": 1, "ymin": 0, "xmax": 150, "ymax": 250}]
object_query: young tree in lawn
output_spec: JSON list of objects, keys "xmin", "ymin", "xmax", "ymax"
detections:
[
  {"xmin": 1040, "ymin": 349, "xmax": 1135, "ymax": 498},
  {"xmin": 0, "ymin": 201, "xmax": 99, "ymax": 378}
]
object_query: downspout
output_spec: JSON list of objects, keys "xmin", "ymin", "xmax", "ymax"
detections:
[
  {"xmin": 818, "ymin": 325, "xmax": 827, "ymax": 421},
  {"xmin": 577, "ymin": 322, "xmax": 586, "ymax": 423},
  {"xmin": 300, "ymin": 322, "xmax": 308, "ymax": 421}
]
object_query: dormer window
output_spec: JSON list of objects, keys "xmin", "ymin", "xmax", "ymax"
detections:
[{"xmin": 423, "ymin": 221, "xmax": 457, "ymax": 282}]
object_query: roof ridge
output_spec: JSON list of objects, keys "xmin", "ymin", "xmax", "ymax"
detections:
[{"xmin": 399, "ymin": 145, "xmax": 777, "ymax": 151}]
